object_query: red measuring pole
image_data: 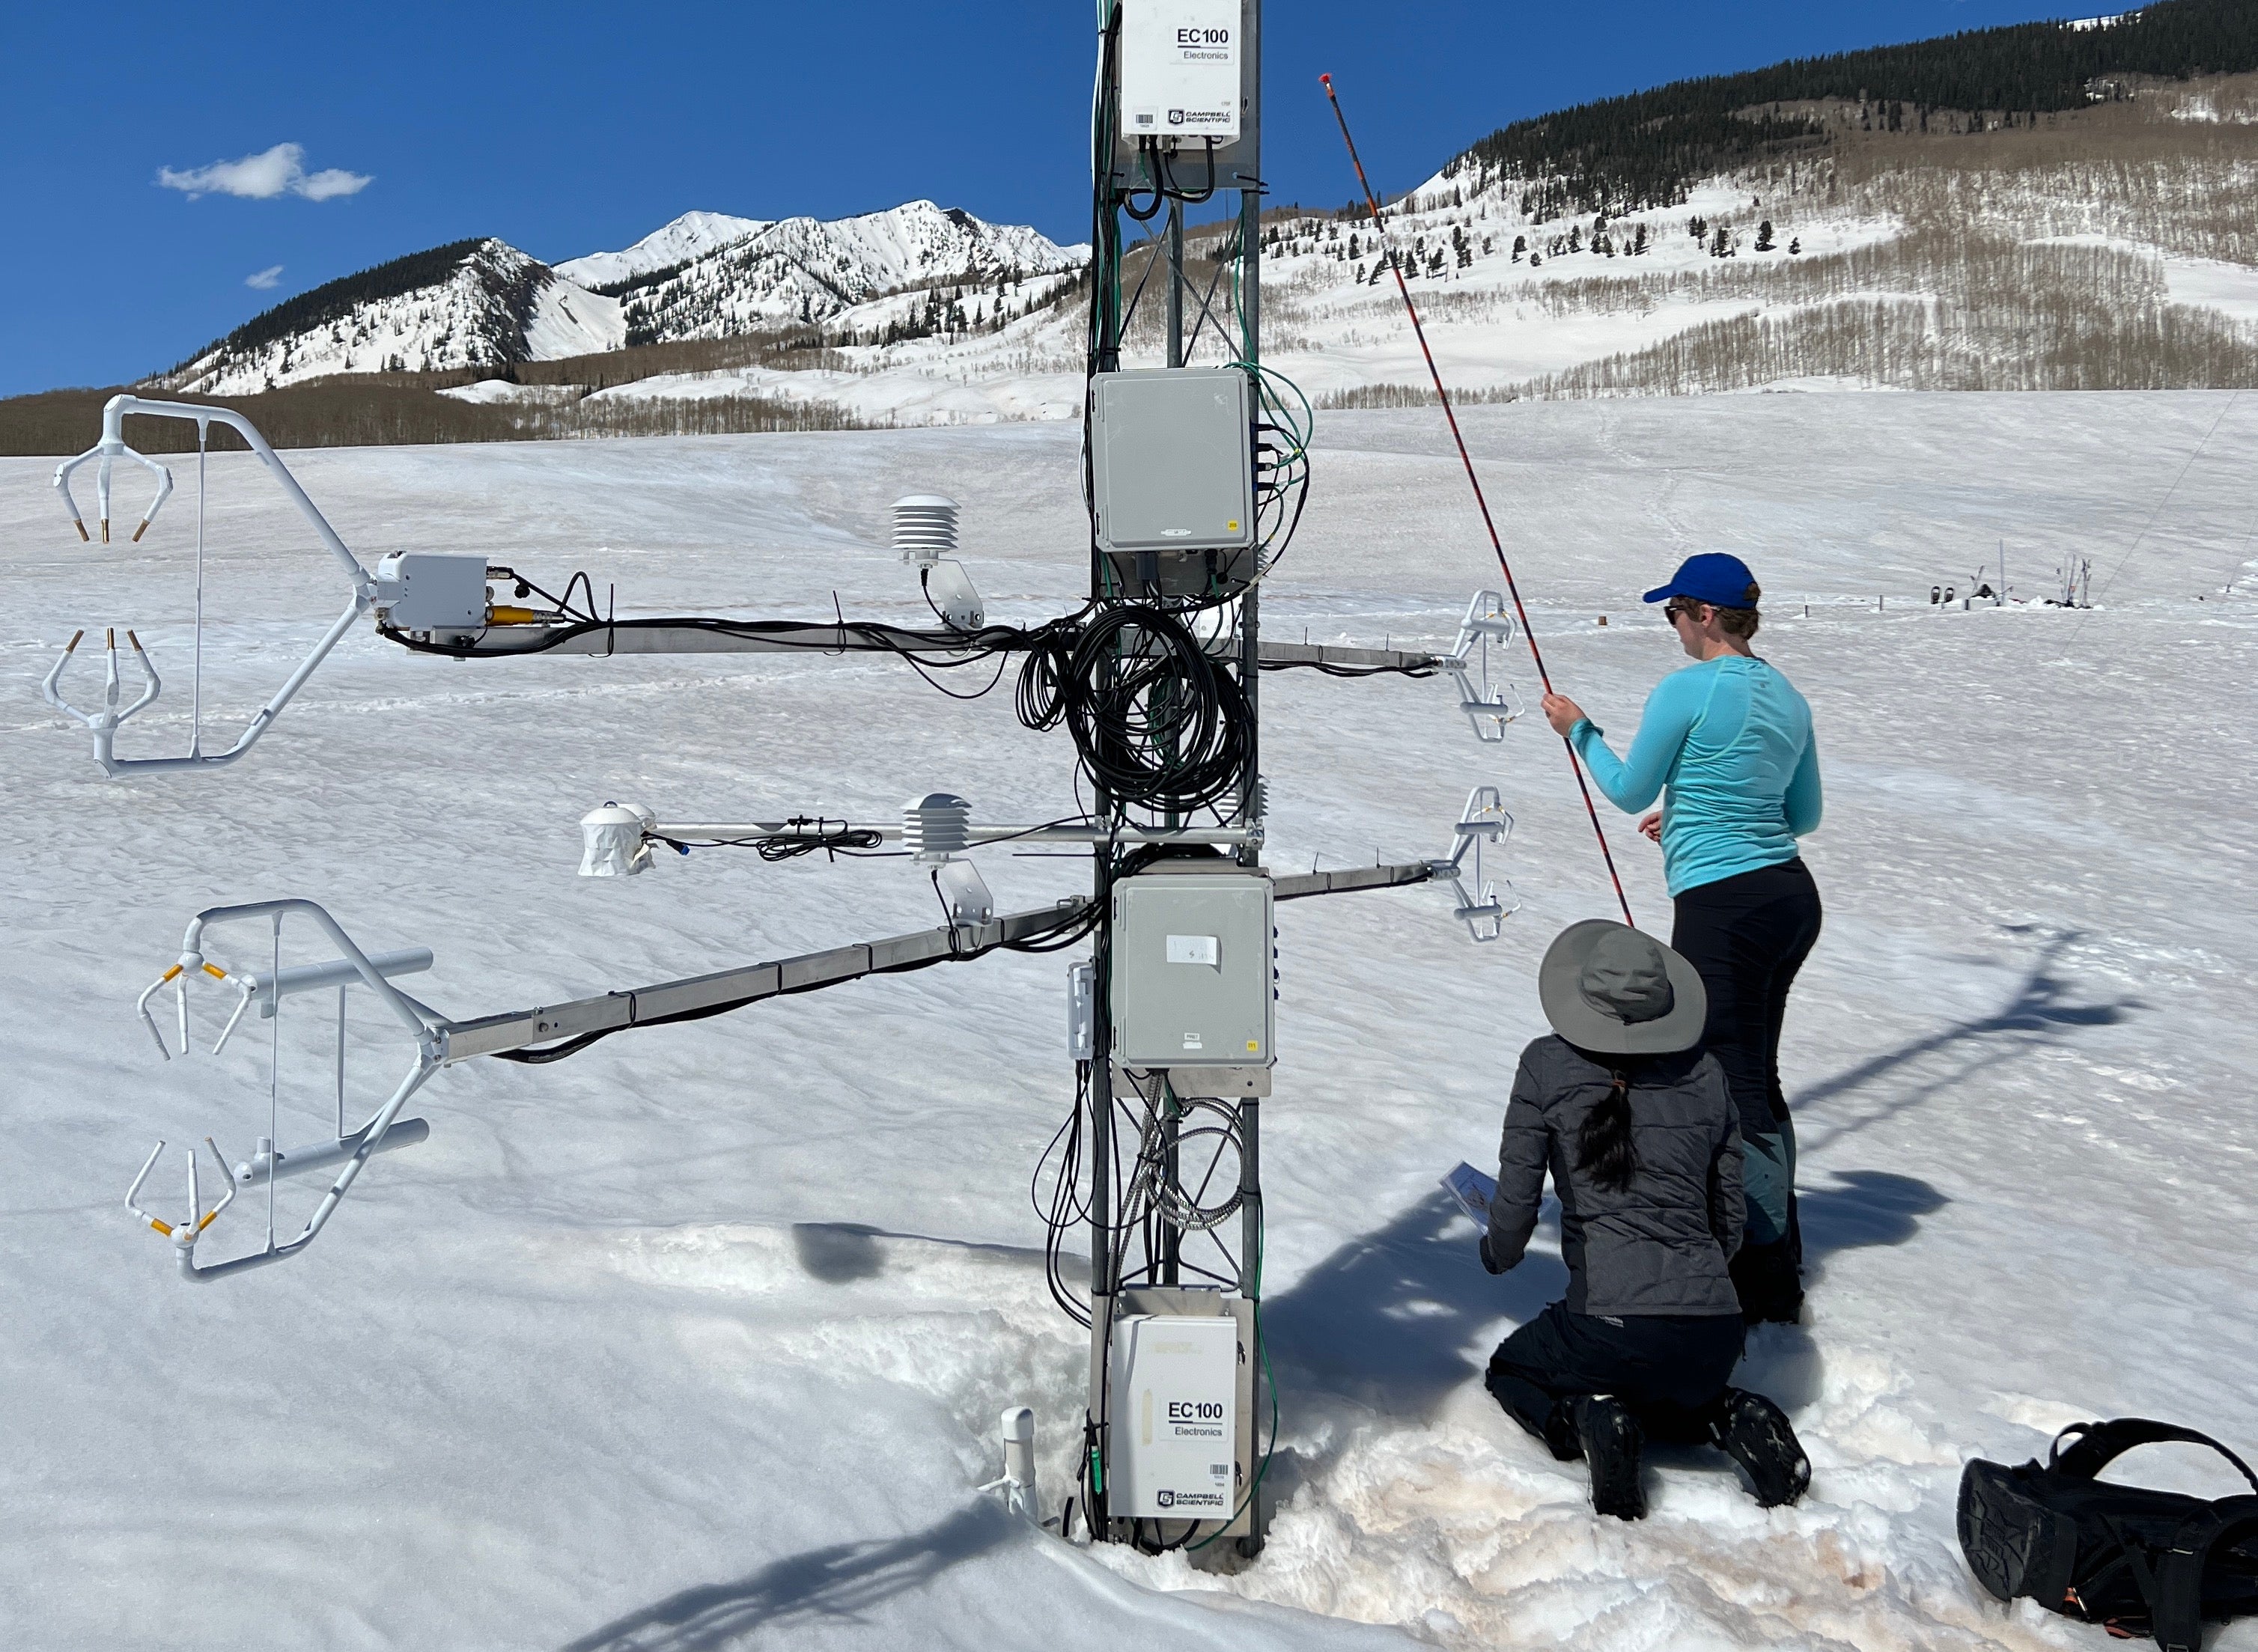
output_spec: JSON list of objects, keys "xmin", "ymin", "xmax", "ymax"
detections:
[{"xmin": 1320, "ymin": 73, "xmax": 1636, "ymax": 927}]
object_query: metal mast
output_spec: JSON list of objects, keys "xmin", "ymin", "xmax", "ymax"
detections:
[{"xmin": 1086, "ymin": 0, "xmax": 1268, "ymax": 1555}]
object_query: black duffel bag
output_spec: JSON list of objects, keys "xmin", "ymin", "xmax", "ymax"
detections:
[{"xmin": 1958, "ymin": 1418, "xmax": 2258, "ymax": 1651}]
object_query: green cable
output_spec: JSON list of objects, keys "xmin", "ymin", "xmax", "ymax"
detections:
[
  {"xmin": 1184, "ymin": 1211, "xmax": 1276, "ymax": 1552},
  {"xmin": 1226, "ymin": 359, "xmax": 1314, "ymax": 457}
]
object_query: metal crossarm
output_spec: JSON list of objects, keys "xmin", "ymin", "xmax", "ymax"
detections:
[{"xmin": 440, "ymin": 897, "xmax": 1100, "ymax": 1062}]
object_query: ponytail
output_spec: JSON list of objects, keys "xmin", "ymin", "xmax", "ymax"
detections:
[{"xmin": 1575, "ymin": 1068, "xmax": 1639, "ymax": 1192}]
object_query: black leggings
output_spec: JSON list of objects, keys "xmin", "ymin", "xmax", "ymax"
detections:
[
  {"xmin": 1671, "ymin": 859, "xmax": 1822, "ymax": 1144},
  {"xmin": 1486, "ymin": 1302, "xmax": 1746, "ymax": 1446},
  {"xmin": 1675, "ymin": 859, "xmax": 1821, "ymax": 1317}
]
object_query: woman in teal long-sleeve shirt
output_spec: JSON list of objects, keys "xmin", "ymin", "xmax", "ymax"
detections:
[{"xmin": 1541, "ymin": 553, "xmax": 1823, "ymax": 1324}]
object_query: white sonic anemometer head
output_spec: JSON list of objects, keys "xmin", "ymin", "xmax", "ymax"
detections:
[
  {"xmin": 45, "ymin": 394, "xmax": 391, "ymax": 778},
  {"xmin": 125, "ymin": 1137, "xmax": 238, "ymax": 1263},
  {"xmin": 53, "ymin": 427, "xmax": 173, "ymax": 545},
  {"xmin": 1428, "ymin": 784, "xmax": 1519, "ymax": 943},
  {"xmin": 1445, "ymin": 590, "xmax": 1524, "ymax": 743},
  {"xmin": 127, "ymin": 898, "xmax": 442, "ymax": 1281},
  {"xmin": 43, "ymin": 627, "xmax": 161, "ymax": 746}
]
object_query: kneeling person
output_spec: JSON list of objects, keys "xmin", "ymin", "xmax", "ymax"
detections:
[{"xmin": 1482, "ymin": 921, "xmax": 1810, "ymax": 1519}]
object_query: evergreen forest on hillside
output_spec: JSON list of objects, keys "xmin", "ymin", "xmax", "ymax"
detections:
[
  {"xmin": 160, "ymin": 240, "xmax": 527, "ymax": 377},
  {"xmin": 1449, "ymin": 0, "xmax": 2258, "ymax": 219}
]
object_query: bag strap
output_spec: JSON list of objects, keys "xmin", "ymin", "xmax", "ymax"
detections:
[
  {"xmin": 2142, "ymin": 1497, "xmax": 2258, "ymax": 1652},
  {"xmin": 2051, "ymin": 1420, "xmax": 2258, "ymax": 1495}
]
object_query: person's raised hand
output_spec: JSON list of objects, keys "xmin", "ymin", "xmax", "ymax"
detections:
[
  {"xmin": 1541, "ymin": 692, "xmax": 1586, "ymax": 737},
  {"xmin": 1638, "ymin": 810, "xmax": 1662, "ymax": 844}
]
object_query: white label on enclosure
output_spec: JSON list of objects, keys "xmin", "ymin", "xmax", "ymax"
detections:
[{"xmin": 1166, "ymin": 934, "xmax": 1220, "ymax": 966}]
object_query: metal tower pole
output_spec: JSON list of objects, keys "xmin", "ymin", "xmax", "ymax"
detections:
[{"xmin": 1234, "ymin": 0, "xmax": 1265, "ymax": 1556}]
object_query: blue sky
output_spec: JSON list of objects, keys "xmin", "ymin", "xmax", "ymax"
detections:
[{"xmin": 1, "ymin": 1, "xmax": 2083, "ymax": 397}]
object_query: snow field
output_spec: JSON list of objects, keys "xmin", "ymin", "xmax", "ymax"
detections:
[{"xmin": 3, "ymin": 392, "xmax": 2257, "ymax": 1650}]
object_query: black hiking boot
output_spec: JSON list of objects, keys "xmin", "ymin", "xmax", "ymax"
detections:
[
  {"xmin": 1574, "ymin": 1396, "xmax": 1647, "ymax": 1520},
  {"xmin": 1540, "ymin": 1399, "xmax": 1583, "ymax": 1463},
  {"xmin": 1710, "ymin": 1388, "xmax": 1812, "ymax": 1508}
]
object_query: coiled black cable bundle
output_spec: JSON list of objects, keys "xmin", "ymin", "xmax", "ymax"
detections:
[{"xmin": 1016, "ymin": 603, "xmax": 1250, "ymax": 818}]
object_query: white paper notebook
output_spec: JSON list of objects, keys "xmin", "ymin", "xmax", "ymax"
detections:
[{"xmin": 1440, "ymin": 1161, "xmax": 1497, "ymax": 1224}]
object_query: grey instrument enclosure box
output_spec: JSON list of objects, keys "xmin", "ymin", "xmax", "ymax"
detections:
[
  {"xmin": 1091, "ymin": 368, "xmax": 1257, "ymax": 594},
  {"xmin": 1109, "ymin": 865, "xmax": 1273, "ymax": 1068},
  {"xmin": 375, "ymin": 552, "xmax": 488, "ymax": 636}
]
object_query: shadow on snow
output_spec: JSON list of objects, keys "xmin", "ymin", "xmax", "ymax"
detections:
[{"xmin": 560, "ymin": 1501, "xmax": 1017, "ymax": 1652}]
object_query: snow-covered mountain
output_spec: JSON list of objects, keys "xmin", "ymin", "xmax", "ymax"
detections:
[
  {"xmin": 609, "ymin": 201, "xmax": 1087, "ymax": 344},
  {"xmin": 147, "ymin": 202, "xmax": 1087, "ymax": 399},
  {"xmin": 553, "ymin": 210, "xmax": 770, "ymax": 292},
  {"xmin": 153, "ymin": 239, "xmax": 624, "ymax": 397}
]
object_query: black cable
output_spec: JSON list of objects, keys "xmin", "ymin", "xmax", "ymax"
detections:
[
  {"xmin": 1122, "ymin": 139, "xmax": 1166, "ymax": 222},
  {"xmin": 380, "ymin": 609, "xmax": 1084, "ymax": 664},
  {"xmin": 1033, "ymin": 1062, "xmax": 1095, "ymax": 1326},
  {"xmin": 1015, "ymin": 605, "xmax": 1251, "ymax": 818},
  {"xmin": 1259, "ymin": 656, "xmax": 1437, "ymax": 679},
  {"xmin": 649, "ymin": 822, "xmax": 889, "ymax": 863},
  {"xmin": 1152, "ymin": 138, "xmax": 1220, "ymax": 206}
]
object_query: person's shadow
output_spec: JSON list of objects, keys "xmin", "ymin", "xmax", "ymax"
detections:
[
  {"xmin": 1260, "ymin": 1187, "xmax": 1548, "ymax": 1427},
  {"xmin": 1259, "ymin": 1162, "xmax": 1947, "ymax": 1445}
]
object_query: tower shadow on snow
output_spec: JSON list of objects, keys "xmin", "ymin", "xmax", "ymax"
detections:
[
  {"xmin": 1258, "ymin": 1159, "xmax": 1949, "ymax": 1451},
  {"xmin": 559, "ymin": 1500, "xmax": 1015, "ymax": 1652},
  {"xmin": 788, "ymin": 1220, "xmax": 1053, "ymax": 1284},
  {"xmin": 1795, "ymin": 929, "xmax": 2140, "ymax": 1153},
  {"xmin": 1260, "ymin": 1188, "xmax": 1549, "ymax": 1427}
]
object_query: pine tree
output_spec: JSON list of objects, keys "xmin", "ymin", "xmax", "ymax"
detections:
[
  {"xmin": 1512, "ymin": 233, "xmax": 1527, "ymax": 261},
  {"xmin": 1754, "ymin": 219, "xmax": 1776, "ymax": 252}
]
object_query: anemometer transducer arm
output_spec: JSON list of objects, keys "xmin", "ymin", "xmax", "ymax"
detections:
[
  {"xmin": 129, "ymin": 898, "xmax": 445, "ymax": 1281},
  {"xmin": 121, "ymin": 842, "xmax": 1447, "ymax": 1284},
  {"xmin": 43, "ymin": 405, "xmax": 1477, "ymax": 772},
  {"xmin": 48, "ymin": 394, "xmax": 402, "ymax": 778}
]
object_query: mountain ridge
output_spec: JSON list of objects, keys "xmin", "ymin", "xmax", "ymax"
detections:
[
  {"xmin": 6, "ymin": 0, "xmax": 2249, "ymax": 451},
  {"xmin": 151, "ymin": 201, "xmax": 1089, "ymax": 397}
]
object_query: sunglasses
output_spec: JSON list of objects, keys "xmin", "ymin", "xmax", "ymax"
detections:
[{"xmin": 1664, "ymin": 601, "xmax": 1705, "ymax": 624}]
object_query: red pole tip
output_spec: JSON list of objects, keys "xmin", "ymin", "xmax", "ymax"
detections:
[{"xmin": 1319, "ymin": 73, "xmax": 1332, "ymax": 85}]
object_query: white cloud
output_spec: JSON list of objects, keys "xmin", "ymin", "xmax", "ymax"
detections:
[
  {"xmin": 245, "ymin": 265, "xmax": 284, "ymax": 290},
  {"xmin": 158, "ymin": 143, "xmax": 371, "ymax": 202}
]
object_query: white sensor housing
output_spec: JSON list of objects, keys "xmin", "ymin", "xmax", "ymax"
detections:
[{"xmin": 1120, "ymin": 0, "xmax": 1242, "ymax": 145}]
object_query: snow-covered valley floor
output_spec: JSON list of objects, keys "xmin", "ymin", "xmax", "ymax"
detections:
[{"xmin": 4, "ymin": 392, "xmax": 2257, "ymax": 1651}]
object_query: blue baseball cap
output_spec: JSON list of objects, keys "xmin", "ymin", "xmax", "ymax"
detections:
[{"xmin": 1643, "ymin": 552, "xmax": 1762, "ymax": 609}]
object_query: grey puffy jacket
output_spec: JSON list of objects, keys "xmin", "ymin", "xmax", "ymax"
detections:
[{"xmin": 1484, "ymin": 1034, "xmax": 1744, "ymax": 1317}]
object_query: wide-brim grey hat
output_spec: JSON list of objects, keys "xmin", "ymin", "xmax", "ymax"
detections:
[{"xmin": 1537, "ymin": 919, "xmax": 1708, "ymax": 1055}]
